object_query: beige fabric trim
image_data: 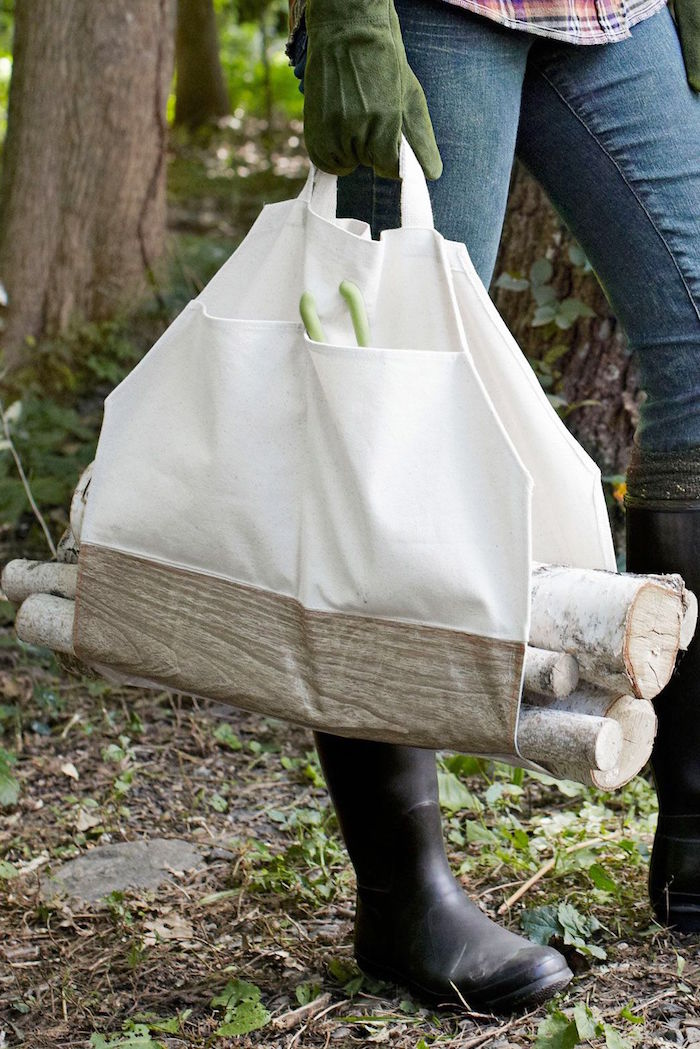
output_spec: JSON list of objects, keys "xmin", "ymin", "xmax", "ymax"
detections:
[{"xmin": 74, "ymin": 543, "xmax": 523, "ymax": 755}]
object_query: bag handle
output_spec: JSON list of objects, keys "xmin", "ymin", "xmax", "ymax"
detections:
[{"xmin": 299, "ymin": 135, "xmax": 435, "ymax": 230}]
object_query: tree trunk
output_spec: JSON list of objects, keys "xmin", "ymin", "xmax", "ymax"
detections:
[
  {"xmin": 174, "ymin": 0, "xmax": 230, "ymax": 129},
  {"xmin": 0, "ymin": 0, "xmax": 175, "ymax": 374},
  {"xmin": 492, "ymin": 162, "xmax": 641, "ymax": 475}
]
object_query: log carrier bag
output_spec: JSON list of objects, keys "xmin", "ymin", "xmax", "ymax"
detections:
[{"xmin": 73, "ymin": 139, "xmax": 616, "ymax": 762}]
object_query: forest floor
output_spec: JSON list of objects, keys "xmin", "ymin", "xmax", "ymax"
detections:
[
  {"xmin": 1, "ymin": 118, "xmax": 698, "ymax": 1048},
  {"xmin": 1, "ymin": 623, "xmax": 699, "ymax": 1049}
]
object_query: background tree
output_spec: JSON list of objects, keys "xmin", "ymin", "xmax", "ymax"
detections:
[
  {"xmin": 493, "ymin": 164, "xmax": 639, "ymax": 477},
  {"xmin": 174, "ymin": 0, "xmax": 230, "ymax": 128},
  {"xmin": 0, "ymin": 0, "xmax": 176, "ymax": 374}
]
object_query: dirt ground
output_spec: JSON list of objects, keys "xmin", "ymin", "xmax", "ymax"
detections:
[{"xmin": 0, "ymin": 626, "xmax": 698, "ymax": 1049}]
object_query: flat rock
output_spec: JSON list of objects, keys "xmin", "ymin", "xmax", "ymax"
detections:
[{"xmin": 40, "ymin": 838, "xmax": 203, "ymax": 903}]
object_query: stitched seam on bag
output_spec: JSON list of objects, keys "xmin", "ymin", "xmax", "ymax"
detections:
[{"xmin": 77, "ymin": 540, "xmax": 527, "ymax": 644}]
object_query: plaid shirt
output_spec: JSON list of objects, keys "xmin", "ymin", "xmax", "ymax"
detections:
[{"xmin": 287, "ymin": 0, "xmax": 667, "ymax": 47}]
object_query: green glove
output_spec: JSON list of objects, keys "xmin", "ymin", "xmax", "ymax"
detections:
[
  {"xmin": 303, "ymin": 0, "xmax": 443, "ymax": 180},
  {"xmin": 672, "ymin": 0, "xmax": 700, "ymax": 92}
]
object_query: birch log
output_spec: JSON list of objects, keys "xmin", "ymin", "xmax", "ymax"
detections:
[
  {"xmin": 524, "ymin": 646, "xmax": 579, "ymax": 697},
  {"xmin": 525, "ymin": 686, "xmax": 657, "ymax": 789},
  {"xmin": 530, "ymin": 563, "xmax": 684, "ymax": 699},
  {"xmin": 1, "ymin": 560, "xmax": 78, "ymax": 605},
  {"xmin": 15, "ymin": 593, "xmax": 76, "ymax": 654},
  {"xmin": 516, "ymin": 706, "xmax": 623, "ymax": 786},
  {"xmin": 70, "ymin": 461, "xmax": 93, "ymax": 543}
]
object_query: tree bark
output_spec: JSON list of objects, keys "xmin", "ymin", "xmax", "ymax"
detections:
[
  {"xmin": 0, "ymin": 0, "xmax": 175, "ymax": 373},
  {"xmin": 174, "ymin": 0, "xmax": 230, "ymax": 128},
  {"xmin": 492, "ymin": 162, "xmax": 641, "ymax": 475}
]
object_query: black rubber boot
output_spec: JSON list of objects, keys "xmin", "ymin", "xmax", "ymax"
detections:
[
  {"xmin": 626, "ymin": 500, "xmax": 700, "ymax": 932},
  {"xmin": 313, "ymin": 731, "xmax": 573, "ymax": 1012}
]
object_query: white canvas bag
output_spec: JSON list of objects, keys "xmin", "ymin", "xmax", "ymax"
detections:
[{"xmin": 73, "ymin": 140, "xmax": 615, "ymax": 761}]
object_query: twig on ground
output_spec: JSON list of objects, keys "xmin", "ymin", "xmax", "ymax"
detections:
[{"xmin": 498, "ymin": 835, "xmax": 616, "ymax": 914}]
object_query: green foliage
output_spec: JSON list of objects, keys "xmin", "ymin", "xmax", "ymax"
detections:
[
  {"xmin": 210, "ymin": 977, "xmax": 271, "ymax": 1036},
  {"xmin": 213, "ymin": 721, "xmax": 243, "ymax": 750},
  {"xmin": 241, "ymin": 798, "xmax": 350, "ymax": 904},
  {"xmin": 495, "ymin": 244, "xmax": 598, "ymax": 417},
  {"xmin": 90, "ymin": 1026, "xmax": 165, "ymax": 1049},
  {"xmin": 534, "ymin": 1002, "xmax": 642, "ymax": 1049},
  {"xmin": 522, "ymin": 901, "xmax": 606, "ymax": 959},
  {"xmin": 0, "ymin": 743, "xmax": 19, "ymax": 807},
  {"xmin": 0, "ymin": 395, "xmax": 95, "ymax": 531}
]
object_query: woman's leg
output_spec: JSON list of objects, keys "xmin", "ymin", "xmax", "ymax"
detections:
[
  {"xmin": 515, "ymin": 5, "xmax": 700, "ymax": 928},
  {"xmin": 320, "ymin": 0, "xmax": 572, "ymax": 1012}
]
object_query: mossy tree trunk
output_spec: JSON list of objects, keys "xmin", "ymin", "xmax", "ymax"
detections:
[
  {"xmin": 174, "ymin": 0, "xmax": 230, "ymax": 128},
  {"xmin": 492, "ymin": 162, "xmax": 640, "ymax": 475},
  {"xmin": 0, "ymin": 0, "xmax": 175, "ymax": 374}
]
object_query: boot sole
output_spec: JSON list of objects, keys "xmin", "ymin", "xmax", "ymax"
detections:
[{"xmin": 355, "ymin": 951, "xmax": 573, "ymax": 1014}]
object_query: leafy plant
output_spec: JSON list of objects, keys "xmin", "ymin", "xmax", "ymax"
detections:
[
  {"xmin": 535, "ymin": 1002, "xmax": 642, "ymax": 1049},
  {"xmin": 522, "ymin": 901, "xmax": 607, "ymax": 960},
  {"xmin": 0, "ymin": 744, "xmax": 19, "ymax": 807},
  {"xmin": 495, "ymin": 247, "xmax": 598, "ymax": 417},
  {"xmin": 210, "ymin": 977, "xmax": 271, "ymax": 1036}
]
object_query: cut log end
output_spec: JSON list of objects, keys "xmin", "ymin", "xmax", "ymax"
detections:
[
  {"xmin": 517, "ymin": 706, "xmax": 623, "ymax": 786},
  {"xmin": 625, "ymin": 582, "xmax": 682, "ymax": 698},
  {"xmin": 524, "ymin": 646, "xmax": 579, "ymax": 698}
]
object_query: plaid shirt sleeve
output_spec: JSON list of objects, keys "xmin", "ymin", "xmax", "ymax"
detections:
[{"xmin": 287, "ymin": 0, "xmax": 667, "ymax": 50}]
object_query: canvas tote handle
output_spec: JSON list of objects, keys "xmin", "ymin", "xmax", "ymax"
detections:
[{"xmin": 300, "ymin": 136, "xmax": 435, "ymax": 230}]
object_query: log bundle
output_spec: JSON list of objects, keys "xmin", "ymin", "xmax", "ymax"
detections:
[
  {"xmin": 1, "ymin": 548, "xmax": 696, "ymax": 790},
  {"xmin": 517, "ymin": 562, "xmax": 696, "ymax": 787}
]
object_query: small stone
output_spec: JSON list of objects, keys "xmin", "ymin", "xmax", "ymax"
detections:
[
  {"xmin": 685, "ymin": 1029, "xmax": 700, "ymax": 1045},
  {"xmin": 40, "ymin": 838, "xmax": 202, "ymax": 903}
]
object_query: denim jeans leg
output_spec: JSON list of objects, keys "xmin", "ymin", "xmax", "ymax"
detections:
[{"xmin": 516, "ymin": 5, "xmax": 700, "ymax": 453}]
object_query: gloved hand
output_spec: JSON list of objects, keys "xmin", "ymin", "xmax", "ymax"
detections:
[
  {"xmin": 302, "ymin": 0, "xmax": 443, "ymax": 179},
  {"xmin": 672, "ymin": 0, "xmax": 700, "ymax": 92}
]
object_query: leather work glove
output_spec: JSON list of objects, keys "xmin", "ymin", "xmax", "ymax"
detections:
[
  {"xmin": 672, "ymin": 0, "xmax": 700, "ymax": 91},
  {"xmin": 302, "ymin": 0, "xmax": 443, "ymax": 179}
]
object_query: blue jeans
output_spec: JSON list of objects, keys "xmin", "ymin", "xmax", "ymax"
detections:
[{"xmin": 294, "ymin": 1, "xmax": 700, "ymax": 453}]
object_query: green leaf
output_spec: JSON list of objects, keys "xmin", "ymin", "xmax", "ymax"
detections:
[
  {"xmin": 604, "ymin": 1024, "xmax": 632, "ymax": 1049},
  {"xmin": 532, "ymin": 304, "xmax": 558, "ymax": 327},
  {"xmin": 465, "ymin": 820, "xmax": 497, "ymax": 845},
  {"xmin": 521, "ymin": 904, "xmax": 560, "ymax": 946},
  {"xmin": 534, "ymin": 1010, "xmax": 580, "ymax": 1049},
  {"xmin": 573, "ymin": 1003, "xmax": 598, "ymax": 1040},
  {"xmin": 211, "ymin": 977, "xmax": 261, "ymax": 1010},
  {"xmin": 89, "ymin": 1029, "xmax": 165, "ymax": 1049},
  {"xmin": 0, "ymin": 860, "xmax": 18, "ymax": 878},
  {"xmin": 532, "ymin": 283, "xmax": 558, "ymax": 307},
  {"xmin": 295, "ymin": 981, "xmax": 323, "ymax": 1006},
  {"xmin": 437, "ymin": 770, "xmax": 479, "ymax": 812},
  {"xmin": 589, "ymin": 863, "xmax": 617, "ymax": 893},
  {"xmin": 215, "ymin": 999, "xmax": 271, "ymax": 1036},
  {"xmin": 619, "ymin": 1004, "xmax": 644, "ymax": 1025},
  {"xmin": 328, "ymin": 957, "xmax": 358, "ymax": 987},
  {"xmin": 210, "ymin": 792, "xmax": 228, "ymax": 813},
  {"xmin": 495, "ymin": 272, "xmax": 530, "ymax": 292},
  {"xmin": 567, "ymin": 242, "xmax": 589, "ymax": 268},
  {"xmin": 558, "ymin": 297, "xmax": 596, "ymax": 322},
  {"xmin": 0, "ymin": 746, "xmax": 19, "ymax": 808},
  {"xmin": 213, "ymin": 722, "xmax": 242, "ymax": 750},
  {"xmin": 530, "ymin": 258, "xmax": 554, "ymax": 286}
]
